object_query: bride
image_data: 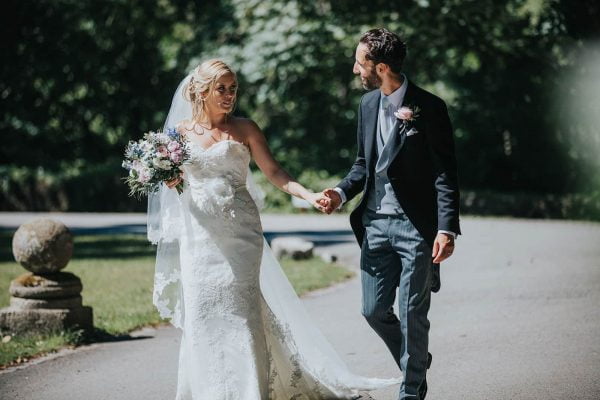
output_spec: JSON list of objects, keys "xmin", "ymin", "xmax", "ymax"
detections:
[{"xmin": 147, "ymin": 59, "xmax": 399, "ymax": 399}]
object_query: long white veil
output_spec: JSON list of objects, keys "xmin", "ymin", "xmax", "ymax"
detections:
[{"xmin": 148, "ymin": 71, "xmax": 400, "ymax": 395}]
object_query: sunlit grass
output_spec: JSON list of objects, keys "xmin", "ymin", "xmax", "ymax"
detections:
[
  {"xmin": 280, "ymin": 256, "xmax": 354, "ymax": 296},
  {"xmin": 0, "ymin": 329, "xmax": 83, "ymax": 368}
]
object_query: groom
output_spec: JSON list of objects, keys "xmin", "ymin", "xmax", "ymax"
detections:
[{"xmin": 322, "ymin": 28, "xmax": 461, "ymax": 399}]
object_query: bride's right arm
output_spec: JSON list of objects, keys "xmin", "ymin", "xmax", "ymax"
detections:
[{"xmin": 242, "ymin": 119, "xmax": 329, "ymax": 211}]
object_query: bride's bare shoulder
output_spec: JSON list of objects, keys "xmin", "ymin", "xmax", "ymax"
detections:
[{"xmin": 231, "ymin": 117, "xmax": 261, "ymax": 138}]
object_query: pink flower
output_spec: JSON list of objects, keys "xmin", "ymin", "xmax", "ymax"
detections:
[
  {"xmin": 394, "ymin": 106, "xmax": 414, "ymax": 121},
  {"xmin": 170, "ymin": 152, "xmax": 182, "ymax": 163},
  {"xmin": 167, "ymin": 141, "xmax": 180, "ymax": 152},
  {"xmin": 157, "ymin": 145, "xmax": 169, "ymax": 157},
  {"xmin": 137, "ymin": 168, "xmax": 151, "ymax": 183}
]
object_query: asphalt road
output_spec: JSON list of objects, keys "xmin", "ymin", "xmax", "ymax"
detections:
[{"xmin": 0, "ymin": 214, "xmax": 599, "ymax": 399}]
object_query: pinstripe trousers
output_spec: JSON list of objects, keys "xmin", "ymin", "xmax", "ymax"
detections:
[{"xmin": 361, "ymin": 208, "xmax": 433, "ymax": 400}]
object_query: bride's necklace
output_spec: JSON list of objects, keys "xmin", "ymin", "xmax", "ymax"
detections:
[{"xmin": 192, "ymin": 119, "xmax": 230, "ymax": 143}]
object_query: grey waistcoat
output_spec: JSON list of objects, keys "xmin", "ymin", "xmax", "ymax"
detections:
[{"xmin": 366, "ymin": 114, "xmax": 404, "ymax": 215}]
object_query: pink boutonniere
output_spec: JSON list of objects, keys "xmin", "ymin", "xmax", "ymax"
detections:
[
  {"xmin": 394, "ymin": 106, "xmax": 420, "ymax": 136},
  {"xmin": 394, "ymin": 106, "xmax": 420, "ymax": 123}
]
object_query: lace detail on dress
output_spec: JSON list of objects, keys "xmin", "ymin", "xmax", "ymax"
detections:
[
  {"xmin": 183, "ymin": 140, "xmax": 250, "ymax": 221},
  {"xmin": 153, "ymin": 270, "xmax": 181, "ymax": 320},
  {"xmin": 186, "ymin": 177, "xmax": 237, "ymax": 219},
  {"xmin": 262, "ymin": 299, "xmax": 334, "ymax": 399}
]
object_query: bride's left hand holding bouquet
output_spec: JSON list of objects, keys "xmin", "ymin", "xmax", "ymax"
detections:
[{"xmin": 122, "ymin": 127, "xmax": 190, "ymax": 197}]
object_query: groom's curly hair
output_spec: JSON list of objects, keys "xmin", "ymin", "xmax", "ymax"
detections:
[{"xmin": 359, "ymin": 28, "xmax": 406, "ymax": 75}]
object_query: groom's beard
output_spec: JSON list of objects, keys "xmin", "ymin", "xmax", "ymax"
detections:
[{"xmin": 361, "ymin": 70, "xmax": 381, "ymax": 90}]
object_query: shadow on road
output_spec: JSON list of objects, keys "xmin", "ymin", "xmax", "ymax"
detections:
[{"xmin": 85, "ymin": 327, "xmax": 157, "ymax": 344}]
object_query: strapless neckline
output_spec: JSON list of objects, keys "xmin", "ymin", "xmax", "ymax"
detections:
[{"xmin": 186, "ymin": 138, "xmax": 250, "ymax": 154}]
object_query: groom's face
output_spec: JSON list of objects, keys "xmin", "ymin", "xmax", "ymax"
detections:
[{"xmin": 353, "ymin": 43, "xmax": 380, "ymax": 90}]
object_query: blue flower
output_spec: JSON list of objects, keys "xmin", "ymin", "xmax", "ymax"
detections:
[{"xmin": 166, "ymin": 127, "xmax": 179, "ymax": 138}]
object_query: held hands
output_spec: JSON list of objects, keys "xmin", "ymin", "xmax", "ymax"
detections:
[
  {"xmin": 304, "ymin": 192, "xmax": 333, "ymax": 213},
  {"xmin": 306, "ymin": 188, "xmax": 342, "ymax": 214},
  {"xmin": 320, "ymin": 188, "xmax": 342, "ymax": 214},
  {"xmin": 432, "ymin": 232, "xmax": 455, "ymax": 263}
]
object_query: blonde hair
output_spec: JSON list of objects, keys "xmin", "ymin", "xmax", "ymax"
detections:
[{"xmin": 183, "ymin": 59, "xmax": 237, "ymax": 123}]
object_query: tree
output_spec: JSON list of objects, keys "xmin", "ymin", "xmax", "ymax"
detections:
[{"xmin": 1, "ymin": 0, "xmax": 597, "ymax": 211}]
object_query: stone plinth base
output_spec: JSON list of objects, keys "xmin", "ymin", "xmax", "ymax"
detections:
[{"xmin": 0, "ymin": 306, "xmax": 93, "ymax": 334}]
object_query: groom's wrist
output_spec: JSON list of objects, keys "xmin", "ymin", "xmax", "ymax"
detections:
[
  {"xmin": 332, "ymin": 187, "xmax": 346, "ymax": 208},
  {"xmin": 437, "ymin": 230, "xmax": 457, "ymax": 239}
]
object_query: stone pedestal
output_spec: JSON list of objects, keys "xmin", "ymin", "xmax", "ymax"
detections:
[
  {"xmin": 0, "ymin": 219, "xmax": 94, "ymax": 334},
  {"xmin": 0, "ymin": 306, "xmax": 93, "ymax": 333}
]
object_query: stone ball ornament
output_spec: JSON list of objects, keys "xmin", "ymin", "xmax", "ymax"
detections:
[
  {"xmin": 1, "ymin": 218, "xmax": 93, "ymax": 335},
  {"xmin": 11, "ymin": 218, "xmax": 74, "ymax": 274}
]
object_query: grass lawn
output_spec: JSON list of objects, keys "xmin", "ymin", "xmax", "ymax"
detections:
[{"xmin": 0, "ymin": 232, "xmax": 353, "ymax": 368}]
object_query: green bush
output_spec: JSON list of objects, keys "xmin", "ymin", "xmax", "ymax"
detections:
[
  {"xmin": 461, "ymin": 190, "xmax": 600, "ymax": 221},
  {"xmin": 3, "ymin": 161, "xmax": 598, "ymax": 221},
  {"xmin": 0, "ymin": 162, "xmax": 142, "ymax": 212},
  {"xmin": 253, "ymin": 167, "xmax": 600, "ymax": 221}
]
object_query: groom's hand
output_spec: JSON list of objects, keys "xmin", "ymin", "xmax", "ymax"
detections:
[
  {"xmin": 305, "ymin": 192, "xmax": 331, "ymax": 213},
  {"xmin": 432, "ymin": 232, "xmax": 455, "ymax": 263},
  {"xmin": 322, "ymin": 188, "xmax": 342, "ymax": 214}
]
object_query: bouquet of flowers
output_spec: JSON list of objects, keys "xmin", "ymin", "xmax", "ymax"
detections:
[{"xmin": 122, "ymin": 127, "xmax": 190, "ymax": 197}]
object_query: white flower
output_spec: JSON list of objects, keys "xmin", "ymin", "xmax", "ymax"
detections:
[{"xmin": 152, "ymin": 157, "xmax": 172, "ymax": 170}]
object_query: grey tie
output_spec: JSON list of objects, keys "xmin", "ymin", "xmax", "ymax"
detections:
[
  {"xmin": 376, "ymin": 114, "xmax": 401, "ymax": 173},
  {"xmin": 380, "ymin": 96, "xmax": 391, "ymax": 144}
]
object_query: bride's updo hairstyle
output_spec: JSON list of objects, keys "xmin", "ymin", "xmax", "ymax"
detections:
[{"xmin": 183, "ymin": 59, "xmax": 237, "ymax": 122}]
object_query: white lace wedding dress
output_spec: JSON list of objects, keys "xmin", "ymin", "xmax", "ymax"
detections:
[
  {"xmin": 150, "ymin": 138, "xmax": 399, "ymax": 399},
  {"xmin": 175, "ymin": 139, "xmax": 271, "ymax": 399}
]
